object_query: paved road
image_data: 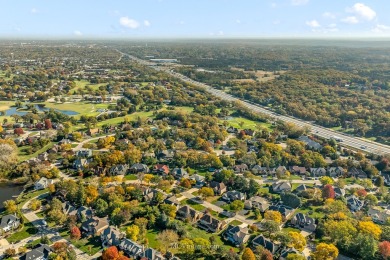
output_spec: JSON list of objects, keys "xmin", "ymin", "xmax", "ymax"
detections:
[
  {"xmin": 19, "ymin": 194, "xmax": 100, "ymax": 260},
  {"xmin": 73, "ymin": 134, "xmax": 115, "ymax": 151},
  {"xmin": 180, "ymin": 188, "xmax": 256, "ymax": 226},
  {"xmin": 118, "ymin": 51, "xmax": 390, "ymax": 156}
]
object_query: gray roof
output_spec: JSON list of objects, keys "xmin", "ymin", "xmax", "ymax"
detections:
[{"xmin": 0, "ymin": 214, "xmax": 19, "ymax": 228}]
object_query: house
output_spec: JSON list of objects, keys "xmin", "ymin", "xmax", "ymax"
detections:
[
  {"xmin": 81, "ymin": 216, "xmax": 109, "ymax": 236},
  {"xmin": 223, "ymin": 225, "xmax": 250, "ymax": 247},
  {"xmin": 197, "ymin": 213, "xmax": 227, "ymax": 233},
  {"xmin": 119, "ymin": 239, "xmax": 144, "ymax": 259},
  {"xmin": 367, "ymin": 206, "xmax": 390, "ymax": 224},
  {"xmin": 34, "ymin": 177, "xmax": 53, "ymax": 190},
  {"xmin": 210, "ymin": 181, "xmax": 227, "ymax": 195},
  {"xmin": 142, "ymin": 188, "xmax": 162, "ymax": 202},
  {"xmin": 86, "ymin": 128, "xmax": 100, "ymax": 136},
  {"xmin": 293, "ymin": 184, "xmax": 307, "ymax": 194},
  {"xmin": 109, "ymin": 164, "xmax": 129, "ymax": 175},
  {"xmin": 328, "ymin": 167, "xmax": 345, "ymax": 177},
  {"xmin": 298, "ymin": 136, "xmax": 323, "ymax": 151},
  {"xmin": 189, "ymin": 174, "xmax": 205, "ymax": 188},
  {"xmin": 221, "ymin": 191, "xmax": 246, "ymax": 202},
  {"xmin": 310, "ymin": 168, "xmax": 326, "ymax": 178},
  {"xmin": 251, "ymin": 235, "xmax": 279, "ymax": 254},
  {"xmin": 156, "ymin": 149, "xmax": 175, "ymax": 160},
  {"xmin": 251, "ymin": 166, "xmax": 276, "ymax": 175},
  {"xmin": 234, "ymin": 164, "xmax": 249, "ymax": 173},
  {"xmin": 276, "ymin": 166, "xmax": 288, "ymax": 176},
  {"xmin": 289, "ymin": 166, "xmax": 307, "ymax": 175},
  {"xmin": 62, "ymin": 202, "xmax": 77, "ymax": 216},
  {"xmin": 76, "ymin": 149, "xmax": 93, "ymax": 158},
  {"xmin": 171, "ymin": 168, "xmax": 189, "ymax": 179},
  {"xmin": 334, "ymin": 187, "xmax": 346, "ymax": 198},
  {"xmin": 348, "ymin": 168, "xmax": 368, "ymax": 179},
  {"xmin": 0, "ymin": 214, "xmax": 20, "ymax": 232},
  {"xmin": 227, "ymin": 126, "xmax": 238, "ymax": 133},
  {"xmin": 20, "ymin": 244, "xmax": 51, "ymax": 260},
  {"xmin": 73, "ymin": 158, "xmax": 89, "ymax": 170},
  {"xmin": 243, "ymin": 129, "xmax": 255, "ymax": 136},
  {"xmin": 37, "ymin": 152, "xmax": 49, "ymax": 161},
  {"xmin": 383, "ymin": 174, "xmax": 390, "ymax": 186},
  {"xmin": 279, "ymin": 248, "xmax": 305, "ymax": 260},
  {"xmin": 58, "ymin": 138, "xmax": 72, "ymax": 145},
  {"xmin": 272, "ymin": 181, "xmax": 292, "ymax": 193},
  {"xmin": 164, "ymin": 196, "xmax": 181, "ymax": 207},
  {"xmin": 176, "ymin": 205, "xmax": 203, "ymax": 222},
  {"xmin": 346, "ymin": 195, "xmax": 364, "ymax": 212},
  {"xmin": 290, "ymin": 213, "xmax": 316, "ymax": 232},
  {"xmin": 77, "ymin": 206, "xmax": 93, "ymax": 221},
  {"xmin": 142, "ymin": 248, "xmax": 165, "ymax": 260},
  {"xmin": 130, "ymin": 163, "xmax": 149, "ymax": 173},
  {"xmin": 244, "ymin": 196, "xmax": 270, "ymax": 212},
  {"xmin": 269, "ymin": 204, "xmax": 294, "ymax": 219},
  {"xmin": 101, "ymin": 226, "xmax": 125, "ymax": 247},
  {"xmin": 154, "ymin": 164, "xmax": 170, "ymax": 175}
]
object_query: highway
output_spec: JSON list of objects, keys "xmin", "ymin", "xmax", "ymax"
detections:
[{"xmin": 119, "ymin": 51, "xmax": 390, "ymax": 156}]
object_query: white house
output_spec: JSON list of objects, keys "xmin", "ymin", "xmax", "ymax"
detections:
[
  {"xmin": 0, "ymin": 214, "xmax": 20, "ymax": 232},
  {"xmin": 34, "ymin": 177, "xmax": 53, "ymax": 190}
]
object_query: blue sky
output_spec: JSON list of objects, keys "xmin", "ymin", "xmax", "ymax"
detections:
[{"xmin": 0, "ymin": 0, "xmax": 388, "ymax": 38}]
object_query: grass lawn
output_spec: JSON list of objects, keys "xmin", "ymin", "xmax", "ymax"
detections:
[
  {"xmin": 95, "ymin": 111, "xmax": 155, "ymax": 127},
  {"xmin": 26, "ymin": 237, "xmax": 53, "ymax": 248},
  {"xmin": 45, "ymin": 101, "xmax": 110, "ymax": 119},
  {"xmin": 181, "ymin": 199, "xmax": 206, "ymax": 212},
  {"xmin": 70, "ymin": 237, "xmax": 102, "ymax": 256},
  {"xmin": 73, "ymin": 80, "xmax": 107, "ymax": 92},
  {"xmin": 230, "ymin": 220, "xmax": 243, "ymax": 226},
  {"xmin": 282, "ymin": 227, "xmax": 301, "ymax": 234},
  {"xmin": 295, "ymin": 205, "xmax": 325, "ymax": 219},
  {"xmin": 225, "ymin": 117, "xmax": 272, "ymax": 130},
  {"xmin": 146, "ymin": 229, "xmax": 160, "ymax": 249},
  {"xmin": 59, "ymin": 228, "xmax": 102, "ymax": 256},
  {"xmin": 7, "ymin": 221, "xmax": 38, "ymax": 243},
  {"xmin": 18, "ymin": 142, "xmax": 55, "ymax": 162},
  {"xmin": 124, "ymin": 174, "xmax": 137, "ymax": 181}
]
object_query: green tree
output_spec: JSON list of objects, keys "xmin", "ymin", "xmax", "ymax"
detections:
[{"xmin": 230, "ymin": 200, "xmax": 245, "ymax": 212}]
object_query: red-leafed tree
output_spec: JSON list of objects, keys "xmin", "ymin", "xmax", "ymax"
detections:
[
  {"xmin": 356, "ymin": 189, "xmax": 367, "ymax": 197},
  {"xmin": 14, "ymin": 127, "xmax": 24, "ymax": 136},
  {"xmin": 379, "ymin": 241, "xmax": 390, "ymax": 259},
  {"xmin": 44, "ymin": 119, "xmax": 52, "ymax": 129},
  {"xmin": 70, "ymin": 226, "xmax": 81, "ymax": 240},
  {"xmin": 322, "ymin": 184, "xmax": 335, "ymax": 199},
  {"xmin": 102, "ymin": 246, "xmax": 119, "ymax": 260}
]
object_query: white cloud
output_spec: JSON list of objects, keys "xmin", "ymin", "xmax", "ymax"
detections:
[
  {"xmin": 372, "ymin": 24, "xmax": 390, "ymax": 33},
  {"xmin": 341, "ymin": 16, "xmax": 359, "ymax": 24},
  {"xmin": 273, "ymin": 20, "xmax": 281, "ymax": 25},
  {"xmin": 347, "ymin": 3, "xmax": 376, "ymax": 21},
  {"xmin": 328, "ymin": 23, "xmax": 337, "ymax": 28},
  {"xmin": 179, "ymin": 20, "xmax": 185, "ymax": 25},
  {"xmin": 306, "ymin": 20, "xmax": 320, "ymax": 28},
  {"xmin": 291, "ymin": 0, "xmax": 309, "ymax": 6},
  {"xmin": 119, "ymin": 17, "xmax": 140, "ymax": 29},
  {"xmin": 322, "ymin": 12, "xmax": 336, "ymax": 19},
  {"xmin": 31, "ymin": 8, "xmax": 38, "ymax": 14},
  {"xmin": 218, "ymin": 30, "xmax": 224, "ymax": 36},
  {"xmin": 236, "ymin": 19, "xmax": 241, "ymax": 24},
  {"xmin": 270, "ymin": 2, "xmax": 277, "ymax": 8},
  {"xmin": 74, "ymin": 30, "xmax": 82, "ymax": 36},
  {"xmin": 144, "ymin": 20, "xmax": 151, "ymax": 27}
]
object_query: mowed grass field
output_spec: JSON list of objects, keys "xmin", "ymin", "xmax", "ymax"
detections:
[{"xmin": 225, "ymin": 116, "xmax": 273, "ymax": 130}]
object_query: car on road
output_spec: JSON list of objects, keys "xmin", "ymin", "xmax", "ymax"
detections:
[{"xmin": 361, "ymin": 145, "xmax": 367, "ymax": 149}]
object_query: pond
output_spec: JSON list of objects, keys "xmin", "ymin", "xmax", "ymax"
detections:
[
  {"xmin": 5, "ymin": 105, "xmax": 79, "ymax": 116},
  {"xmin": 0, "ymin": 183, "xmax": 24, "ymax": 211}
]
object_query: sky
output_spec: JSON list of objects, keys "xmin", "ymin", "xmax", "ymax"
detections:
[{"xmin": 0, "ymin": 0, "xmax": 389, "ymax": 38}]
